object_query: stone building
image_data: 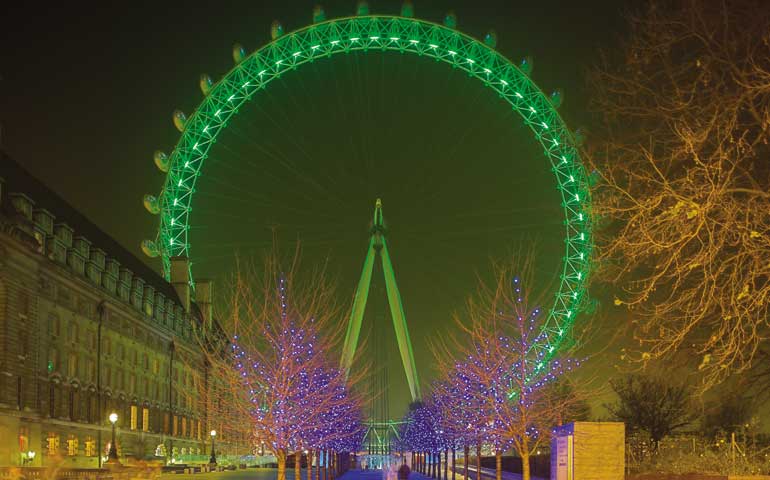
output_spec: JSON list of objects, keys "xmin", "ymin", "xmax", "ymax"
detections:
[{"xmin": 0, "ymin": 152, "xmax": 249, "ymax": 468}]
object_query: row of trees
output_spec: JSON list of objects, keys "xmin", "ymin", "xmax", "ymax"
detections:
[
  {"xmin": 607, "ymin": 374, "xmax": 762, "ymax": 449},
  {"xmin": 196, "ymin": 254, "xmax": 366, "ymax": 480},
  {"xmin": 398, "ymin": 258, "xmax": 590, "ymax": 480}
]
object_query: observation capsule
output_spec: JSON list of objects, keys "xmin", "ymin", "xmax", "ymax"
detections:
[
  {"xmin": 550, "ymin": 89, "xmax": 563, "ymax": 109},
  {"xmin": 141, "ymin": 239, "xmax": 160, "ymax": 258},
  {"xmin": 199, "ymin": 74, "xmax": 213, "ymax": 96},
  {"xmin": 400, "ymin": 1, "xmax": 414, "ymax": 18},
  {"xmin": 356, "ymin": 1, "xmax": 369, "ymax": 15},
  {"xmin": 172, "ymin": 110, "xmax": 187, "ymax": 132},
  {"xmin": 154, "ymin": 150, "xmax": 169, "ymax": 172},
  {"xmin": 143, "ymin": 194, "xmax": 160, "ymax": 215},
  {"xmin": 232, "ymin": 43, "xmax": 246, "ymax": 64},
  {"xmin": 443, "ymin": 11, "xmax": 457, "ymax": 28},
  {"xmin": 271, "ymin": 20, "xmax": 284, "ymax": 40},
  {"xmin": 484, "ymin": 30, "xmax": 497, "ymax": 49},
  {"xmin": 313, "ymin": 5, "xmax": 326, "ymax": 23},
  {"xmin": 520, "ymin": 56, "xmax": 533, "ymax": 75}
]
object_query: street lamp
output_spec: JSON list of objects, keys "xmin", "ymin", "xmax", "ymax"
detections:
[
  {"xmin": 107, "ymin": 412, "xmax": 120, "ymax": 464},
  {"xmin": 209, "ymin": 430, "xmax": 217, "ymax": 465},
  {"xmin": 23, "ymin": 450, "xmax": 35, "ymax": 466}
]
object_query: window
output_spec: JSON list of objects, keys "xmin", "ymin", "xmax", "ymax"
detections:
[
  {"xmin": 181, "ymin": 417, "xmax": 187, "ymax": 437},
  {"xmin": 117, "ymin": 343, "xmax": 124, "ymax": 361},
  {"xmin": 66, "ymin": 435, "xmax": 78, "ymax": 456},
  {"xmin": 68, "ymin": 321, "xmax": 78, "ymax": 343},
  {"xmin": 103, "ymin": 366, "xmax": 111, "ymax": 387},
  {"xmin": 143, "ymin": 378, "xmax": 149, "ymax": 397},
  {"xmin": 129, "ymin": 374, "xmax": 136, "ymax": 392},
  {"xmin": 48, "ymin": 348, "xmax": 59, "ymax": 373},
  {"xmin": 131, "ymin": 349, "xmax": 138, "ymax": 367},
  {"xmin": 143, "ymin": 353, "xmax": 149, "ymax": 370},
  {"xmin": 19, "ymin": 426, "xmax": 29, "ymax": 452},
  {"xmin": 164, "ymin": 413, "xmax": 170, "ymax": 435},
  {"xmin": 172, "ymin": 415, "xmax": 178, "ymax": 436},
  {"xmin": 103, "ymin": 336, "xmax": 111, "ymax": 356},
  {"xmin": 130, "ymin": 405, "xmax": 138, "ymax": 430},
  {"xmin": 67, "ymin": 353, "xmax": 78, "ymax": 378},
  {"xmin": 87, "ymin": 330, "xmax": 96, "ymax": 349},
  {"xmin": 84, "ymin": 436, "xmax": 96, "ymax": 457},
  {"xmin": 86, "ymin": 359, "xmax": 96, "ymax": 382},
  {"xmin": 142, "ymin": 407, "xmax": 149, "ymax": 432},
  {"xmin": 48, "ymin": 314, "xmax": 60, "ymax": 336},
  {"xmin": 46, "ymin": 432, "xmax": 60, "ymax": 456},
  {"xmin": 152, "ymin": 358, "xmax": 159, "ymax": 375},
  {"xmin": 197, "ymin": 420, "xmax": 202, "ymax": 441},
  {"xmin": 48, "ymin": 384, "xmax": 56, "ymax": 418}
]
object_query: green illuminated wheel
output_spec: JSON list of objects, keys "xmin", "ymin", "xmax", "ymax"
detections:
[{"xmin": 143, "ymin": 8, "xmax": 592, "ymax": 360}]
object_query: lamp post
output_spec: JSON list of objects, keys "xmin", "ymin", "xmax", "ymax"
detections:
[
  {"xmin": 107, "ymin": 412, "xmax": 120, "ymax": 464},
  {"xmin": 209, "ymin": 430, "xmax": 217, "ymax": 465}
]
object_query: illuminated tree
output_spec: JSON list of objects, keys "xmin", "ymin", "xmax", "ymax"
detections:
[
  {"xmin": 195, "ymin": 252, "xmax": 364, "ymax": 480},
  {"xmin": 587, "ymin": 0, "xmax": 770, "ymax": 388},
  {"xmin": 434, "ymin": 257, "xmax": 583, "ymax": 480}
]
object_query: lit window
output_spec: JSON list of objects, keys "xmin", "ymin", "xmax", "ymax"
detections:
[
  {"xmin": 67, "ymin": 435, "xmax": 78, "ymax": 456},
  {"xmin": 142, "ymin": 408, "xmax": 149, "ymax": 432},
  {"xmin": 130, "ymin": 405, "xmax": 138, "ymax": 430},
  {"xmin": 46, "ymin": 433, "xmax": 60, "ymax": 456},
  {"xmin": 84, "ymin": 436, "xmax": 96, "ymax": 457},
  {"xmin": 19, "ymin": 426, "xmax": 29, "ymax": 452}
]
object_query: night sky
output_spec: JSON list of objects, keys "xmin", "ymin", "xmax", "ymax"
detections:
[{"xmin": 2, "ymin": 1, "xmax": 628, "ymax": 419}]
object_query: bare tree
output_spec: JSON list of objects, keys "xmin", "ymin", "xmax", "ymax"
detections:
[
  {"xmin": 587, "ymin": 0, "xmax": 770, "ymax": 388},
  {"xmin": 605, "ymin": 374, "xmax": 693, "ymax": 452}
]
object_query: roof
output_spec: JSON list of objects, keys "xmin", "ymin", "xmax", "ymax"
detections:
[{"xmin": 0, "ymin": 150, "xmax": 181, "ymax": 304}]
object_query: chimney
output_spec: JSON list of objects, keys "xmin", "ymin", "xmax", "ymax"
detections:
[
  {"xmin": 169, "ymin": 256, "xmax": 190, "ymax": 312},
  {"xmin": 195, "ymin": 278, "xmax": 213, "ymax": 330}
]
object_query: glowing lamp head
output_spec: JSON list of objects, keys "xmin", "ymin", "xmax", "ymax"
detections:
[
  {"xmin": 27, "ymin": 451, "xmax": 35, "ymax": 459},
  {"xmin": 210, "ymin": 429, "xmax": 217, "ymax": 437},
  {"xmin": 109, "ymin": 412, "xmax": 118, "ymax": 424}
]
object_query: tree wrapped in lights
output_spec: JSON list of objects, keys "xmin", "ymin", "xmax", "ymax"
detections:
[
  {"xmin": 401, "ymin": 401, "xmax": 444, "ymax": 478},
  {"xmin": 195, "ymin": 252, "xmax": 365, "ymax": 480},
  {"xmin": 434, "ymin": 256, "xmax": 584, "ymax": 480}
]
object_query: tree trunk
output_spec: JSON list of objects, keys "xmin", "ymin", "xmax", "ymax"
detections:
[
  {"xmin": 445, "ymin": 449, "xmax": 449, "ymax": 480},
  {"xmin": 432, "ymin": 452, "xmax": 436, "ymax": 478},
  {"xmin": 322, "ymin": 450, "xmax": 327, "ymax": 480},
  {"xmin": 475, "ymin": 445, "xmax": 481, "ymax": 480},
  {"xmin": 307, "ymin": 450, "xmax": 314, "ymax": 480},
  {"xmin": 521, "ymin": 450, "xmax": 530, "ymax": 480},
  {"xmin": 315, "ymin": 450, "xmax": 320, "ymax": 480},
  {"xmin": 296, "ymin": 450, "xmax": 302, "ymax": 480},
  {"xmin": 463, "ymin": 446, "xmax": 469, "ymax": 480},
  {"xmin": 451, "ymin": 447, "xmax": 456, "ymax": 480},
  {"xmin": 495, "ymin": 451, "xmax": 502, "ymax": 480},
  {"xmin": 277, "ymin": 449, "xmax": 287, "ymax": 480}
]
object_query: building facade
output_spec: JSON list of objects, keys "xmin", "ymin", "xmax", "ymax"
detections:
[{"xmin": 0, "ymin": 152, "xmax": 249, "ymax": 468}]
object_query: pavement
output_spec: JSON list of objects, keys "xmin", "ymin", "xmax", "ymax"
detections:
[{"xmin": 158, "ymin": 467, "xmax": 546, "ymax": 480}]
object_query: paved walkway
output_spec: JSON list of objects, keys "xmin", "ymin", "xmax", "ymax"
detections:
[{"xmin": 157, "ymin": 467, "xmax": 546, "ymax": 480}]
